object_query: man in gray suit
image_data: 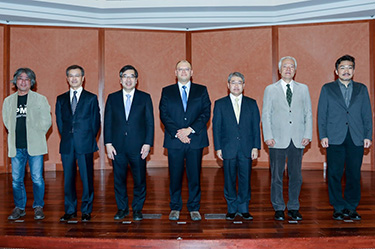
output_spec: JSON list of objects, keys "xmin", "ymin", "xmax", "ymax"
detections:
[
  {"xmin": 318, "ymin": 54, "xmax": 372, "ymax": 221},
  {"xmin": 262, "ymin": 56, "xmax": 312, "ymax": 221}
]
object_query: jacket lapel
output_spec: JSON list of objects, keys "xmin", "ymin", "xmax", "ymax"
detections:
[
  {"xmin": 225, "ymin": 95, "xmax": 238, "ymax": 125},
  {"xmin": 331, "ymin": 80, "xmax": 348, "ymax": 109},
  {"xmin": 349, "ymin": 81, "xmax": 360, "ymax": 107}
]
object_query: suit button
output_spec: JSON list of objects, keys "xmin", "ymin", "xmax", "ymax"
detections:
[
  {"xmin": 237, "ymin": 137, "xmax": 240, "ymax": 140},
  {"xmin": 184, "ymin": 118, "xmax": 187, "ymax": 120},
  {"xmin": 347, "ymin": 111, "xmax": 349, "ymax": 114},
  {"xmin": 125, "ymin": 132, "xmax": 127, "ymax": 136},
  {"xmin": 289, "ymin": 110, "xmax": 292, "ymax": 113},
  {"xmin": 289, "ymin": 121, "xmax": 292, "ymax": 124},
  {"xmin": 346, "ymin": 122, "xmax": 348, "ymax": 125}
]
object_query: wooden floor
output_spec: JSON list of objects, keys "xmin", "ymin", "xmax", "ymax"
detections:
[{"xmin": 1, "ymin": 167, "xmax": 375, "ymax": 248}]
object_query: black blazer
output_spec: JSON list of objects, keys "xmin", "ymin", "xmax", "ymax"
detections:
[
  {"xmin": 318, "ymin": 80, "xmax": 372, "ymax": 146},
  {"xmin": 56, "ymin": 89, "xmax": 100, "ymax": 154},
  {"xmin": 213, "ymin": 95, "xmax": 261, "ymax": 159},
  {"xmin": 159, "ymin": 83, "xmax": 211, "ymax": 149},
  {"xmin": 104, "ymin": 89, "xmax": 154, "ymax": 154}
]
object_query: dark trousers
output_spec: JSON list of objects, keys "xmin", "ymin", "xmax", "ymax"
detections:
[
  {"xmin": 112, "ymin": 151, "xmax": 146, "ymax": 211},
  {"xmin": 269, "ymin": 141, "xmax": 303, "ymax": 211},
  {"xmin": 168, "ymin": 146, "xmax": 203, "ymax": 212},
  {"xmin": 223, "ymin": 147, "xmax": 252, "ymax": 213},
  {"xmin": 61, "ymin": 152, "xmax": 94, "ymax": 214},
  {"xmin": 327, "ymin": 131, "xmax": 364, "ymax": 211}
]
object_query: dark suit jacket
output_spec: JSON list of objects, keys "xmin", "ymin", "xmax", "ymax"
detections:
[
  {"xmin": 213, "ymin": 95, "xmax": 261, "ymax": 159},
  {"xmin": 56, "ymin": 89, "xmax": 100, "ymax": 154},
  {"xmin": 104, "ymin": 89, "xmax": 154, "ymax": 154},
  {"xmin": 318, "ymin": 79, "xmax": 372, "ymax": 146},
  {"xmin": 159, "ymin": 83, "xmax": 211, "ymax": 149}
]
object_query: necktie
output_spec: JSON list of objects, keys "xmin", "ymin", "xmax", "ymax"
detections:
[
  {"xmin": 182, "ymin": 85, "xmax": 187, "ymax": 112},
  {"xmin": 234, "ymin": 97, "xmax": 240, "ymax": 124},
  {"xmin": 71, "ymin": 90, "xmax": 77, "ymax": 114},
  {"xmin": 286, "ymin": 84, "xmax": 292, "ymax": 107},
  {"xmin": 125, "ymin": 94, "xmax": 131, "ymax": 120}
]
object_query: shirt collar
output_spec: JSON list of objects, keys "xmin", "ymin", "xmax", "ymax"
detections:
[
  {"xmin": 178, "ymin": 81, "xmax": 191, "ymax": 90},
  {"xmin": 122, "ymin": 88, "xmax": 136, "ymax": 98}
]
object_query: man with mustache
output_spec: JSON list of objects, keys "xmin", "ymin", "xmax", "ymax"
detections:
[{"xmin": 318, "ymin": 55, "xmax": 372, "ymax": 220}]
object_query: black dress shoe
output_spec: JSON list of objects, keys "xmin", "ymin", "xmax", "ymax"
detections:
[
  {"xmin": 114, "ymin": 209, "xmax": 129, "ymax": 220},
  {"xmin": 343, "ymin": 209, "xmax": 361, "ymax": 220},
  {"xmin": 225, "ymin": 213, "xmax": 236, "ymax": 220},
  {"xmin": 82, "ymin": 213, "xmax": 91, "ymax": 221},
  {"xmin": 238, "ymin": 213, "xmax": 253, "ymax": 220},
  {"xmin": 133, "ymin": 210, "xmax": 143, "ymax": 221},
  {"xmin": 287, "ymin": 210, "xmax": 302, "ymax": 221},
  {"xmin": 274, "ymin": 210, "xmax": 285, "ymax": 221},
  {"xmin": 333, "ymin": 210, "xmax": 344, "ymax": 220},
  {"xmin": 60, "ymin": 213, "xmax": 77, "ymax": 221}
]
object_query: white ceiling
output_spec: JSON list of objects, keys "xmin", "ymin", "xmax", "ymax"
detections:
[{"xmin": 0, "ymin": 0, "xmax": 374, "ymax": 31}]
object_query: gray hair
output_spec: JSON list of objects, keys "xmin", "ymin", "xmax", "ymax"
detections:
[
  {"xmin": 278, "ymin": 56, "xmax": 297, "ymax": 71},
  {"xmin": 227, "ymin": 72, "xmax": 245, "ymax": 83},
  {"xmin": 11, "ymin": 68, "xmax": 36, "ymax": 90}
]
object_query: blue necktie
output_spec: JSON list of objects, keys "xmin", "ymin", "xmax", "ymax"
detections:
[
  {"xmin": 125, "ymin": 94, "xmax": 131, "ymax": 120},
  {"xmin": 182, "ymin": 85, "xmax": 187, "ymax": 112},
  {"xmin": 71, "ymin": 90, "xmax": 77, "ymax": 114}
]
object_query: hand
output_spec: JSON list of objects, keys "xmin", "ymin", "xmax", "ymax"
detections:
[
  {"xmin": 105, "ymin": 144, "xmax": 117, "ymax": 160},
  {"xmin": 251, "ymin": 148, "xmax": 258, "ymax": 160},
  {"xmin": 216, "ymin": 150, "xmax": 223, "ymax": 161},
  {"xmin": 364, "ymin": 139, "xmax": 372, "ymax": 148},
  {"xmin": 321, "ymin": 138, "xmax": 329, "ymax": 148},
  {"xmin": 140, "ymin": 144, "xmax": 151, "ymax": 160},
  {"xmin": 301, "ymin": 138, "xmax": 310, "ymax": 147},
  {"xmin": 176, "ymin": 128, "xmax": 192, "ymax": 144},
  {"xmin": 265, "ymin": 139, "xmax": 275, "ymax": 147}
]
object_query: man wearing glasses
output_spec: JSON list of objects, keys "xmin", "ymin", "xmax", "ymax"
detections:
[
  {"xmin": 104, "ymin": 65, "xmax": 154, "ymax": 221},
  {"xmin": 159, "ymin": 60, "xmax": 211, "ymax": 221},
  {"xmin": 212, "ymin": 72, "xmax": 261, "ymax": 220},
  {"xmin": 3, "ymin": 68, "xmax": 52, "ymax": 220},
  {"xmin": 318, "ymin": 55, "xmax": 372, "ymax": 220},
  {"xmin": 56, "ymin": 65, "xmax": 100, "ymax": 222},
  {"xmin": 262, "ymin": 56, "xmax": 312, "ymax": 221}
]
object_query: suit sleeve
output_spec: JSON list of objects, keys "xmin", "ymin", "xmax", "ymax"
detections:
[
  {"xmin": 39, "ymin": 95, "xmax": 52, "ymax": 134},
  {"xmin": 2, "ymin": 98, "xmax": 10, "ymax": 130},
  {"xmin": 212, "ymin": 100, "xmax": 222, "ymax": 151},
  {"xmin": 144, "ymin": 94, "xmax": 155, "ymax": 146},
  {"xmin": 252, "ymin": 100, "xmax": 261, "ymax": 149},
  {"xmin": 317, "ymin": 85, "xmax": 328, "ymax": 140},
  {"xmin": 159, "ymin": 88, "xmax": 180, "ymax": 137},
  {"xmin": 303, "ymin": 86, "xmax": 313, "ymax": 140},
  {"xmin": 361, "ymin": 85, "xmax": 373, "ymax": 140},
  {"xmin": 91, "ymin": 95, "xmax": 101, "ymax": 137},
  {"xmin": 261, "ymin": 86, "xmax": 273, "ymax": 141},
  {"xmin": 104, "ymin": 95, "xmax": 113, "ymax": 144},
  {"xmin": 55, "ymin": 97, "xmax": 63, "ymax": 135},
  {"xmin": 190, "ymin": 87, "xmax": 211, "ymax": 134}
]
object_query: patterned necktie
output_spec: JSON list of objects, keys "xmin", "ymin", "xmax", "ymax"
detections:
[
  {"xmin": 234, "ymin": 97, "xmax": 240, "ymax": 124},
  {"xmin": 286, "ymin": 84, "xmax": 292, "ymax": 107},
  {"xmin": 125, "ymin": 94, "xmax": 131, "ymax": 120},
  {"xmin": 71, "ymin": 90, "xmax": 78, "ymax": 114},
  {"xmin": 182, "ymin": 85, "xmax": 188, "ymax": 112}
]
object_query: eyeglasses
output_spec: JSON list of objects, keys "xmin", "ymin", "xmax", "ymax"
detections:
[
  {"xmin": 68, "ymin": 74, "xmax": 82, "ymax": 78},
  {"xmin": 121, "ymin": 75, "xmax": 136, "ymax": 80},
  {"xmin": 177, "ymin": 68, "xmax": 191, "ymax": 72},
  {"xmin": 230, "ymin": 81, "xmax": 243, "ymax": 85},
  {"xmin": 17, "ymin": 77, "xmax": 31, "ymax": 82},
  {"xmin": 339, "ymin": 65, "xmax": 354, "ymax": 70}
]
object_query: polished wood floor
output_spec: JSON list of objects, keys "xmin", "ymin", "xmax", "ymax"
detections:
[{"xmin": 1, "ymin": 167, "xmax": 375, "ymax": 248}]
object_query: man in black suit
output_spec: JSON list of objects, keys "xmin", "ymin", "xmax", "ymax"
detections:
[
  {"xmin": 318, "ymin": 55, "xmax": 372, "ymax": 220},
  {"xmin": 213, "ymin": 72, "xmax": 261, "ymax": 220},
  {"xmin": 159, "ymin": 60, "xmax": 211, "ymax": 221},
  {"xmin": 56, "ymin": 65, "xmax": 100, "ymax": 222},
  {"xmin": 104, "ymin": 65, "xmax": 154, "ymax": 221}
]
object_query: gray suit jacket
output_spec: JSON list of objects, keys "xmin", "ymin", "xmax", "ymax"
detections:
[
  {"xmin": 317, "ymin": 80, "xmax": 372, "ymax": 146},
  {"xmin": 262, "ymin": 80, "xmax": 312, "ymax": 149}
]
